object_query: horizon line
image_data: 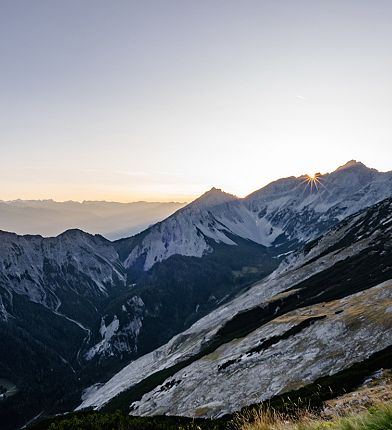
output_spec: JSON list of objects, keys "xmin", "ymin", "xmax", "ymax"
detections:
[{"xmin": 1, "ymin": 159, "xmax": 389, "ymax": 204}]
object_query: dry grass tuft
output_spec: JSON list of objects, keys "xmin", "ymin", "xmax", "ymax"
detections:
[
  {"xmin": 232, "ymin": 402, "xmax": 392, "ymax": 430},
  {"xmin": 232, "ymin": 407, "xmax": 305, "ymax": 430}
]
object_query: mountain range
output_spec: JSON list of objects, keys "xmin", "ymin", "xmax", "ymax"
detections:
[
  {"xmin": 1, "ymin": 160, "xmax": 391, "ymax": 429},
  {"xmin": 117, "ymin": 160, "xmax": 392, "ymax": 271},
  {"xmin": 0, "ymin": 200, "xmax": 185, "ymax": 240}
]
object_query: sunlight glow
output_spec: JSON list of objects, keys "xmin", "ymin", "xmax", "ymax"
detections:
[{"xmin": 303, "ymin": 172, "xmax": 323, "ymax": 193}]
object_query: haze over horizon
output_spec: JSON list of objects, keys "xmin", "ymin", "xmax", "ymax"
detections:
[
  {"xmin": 1, "ymin": 159, "xmax": 390, "ymax": 204},
  {"xmin": 1, "ymin": 1, "xmax": 392, "ymax": 202}
]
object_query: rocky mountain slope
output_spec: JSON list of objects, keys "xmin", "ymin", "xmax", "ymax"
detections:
[{"xmin": 78, "ymin": 197, "xmax": 392, "ymax": 418}]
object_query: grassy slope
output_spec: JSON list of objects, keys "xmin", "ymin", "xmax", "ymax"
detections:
[
  {"xmin": 237, "ymin": 403, "xmax": 392, "ymax": 430},
  {"xmin": 27, "ymin": 402, "xmax": 392, "ymax": 430}
]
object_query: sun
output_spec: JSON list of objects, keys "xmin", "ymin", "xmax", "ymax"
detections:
[{"xmin": 302, "ymin": 172, "xmax": 323, "ymax": 192}]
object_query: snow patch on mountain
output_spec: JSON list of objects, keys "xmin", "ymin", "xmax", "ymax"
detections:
[
  {"xmin": 84, "ymin": 295, "xmax": 146, "ymax": 361},
  {"xmin": 85, "ymin": 316, "xmax": 120, "ymax": 361}
]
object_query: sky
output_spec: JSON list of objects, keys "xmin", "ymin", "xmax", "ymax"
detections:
[{"xmin": 1, "ymin": 0, "xmax": 392, "ymax": 202}]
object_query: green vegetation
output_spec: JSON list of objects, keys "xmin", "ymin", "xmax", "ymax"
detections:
[
  {"xmin": 27, "ymin": 403, "xmax": 392, "ymax": 430},
  {"xmin": 29, "ymin": 410, "xmax": 227, "ymax": 430},
  {"xmin": 326, "ymin": 404, "xmax": 392, "ymax": 430}
]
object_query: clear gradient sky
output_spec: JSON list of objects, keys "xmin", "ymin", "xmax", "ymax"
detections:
[{"xmin": 1, "ymin": 1, "xmax": 392, "ymax": 202}]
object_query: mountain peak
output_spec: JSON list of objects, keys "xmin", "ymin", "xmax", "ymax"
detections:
[
  {"xmin": 58, "ymin": 228, "xmax": 90, "ymax": 239},
  {"xmin": 189, "ymin": 187, "xmax": 238, "ymax": 209},
  {"xmin": 334, "ymin": 160, "xmax": 369, "ymax": 172}
]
